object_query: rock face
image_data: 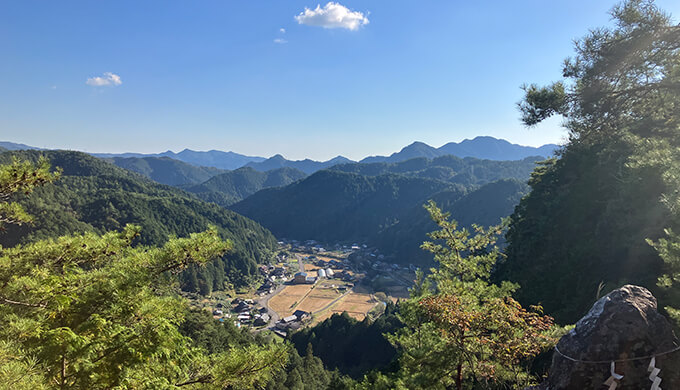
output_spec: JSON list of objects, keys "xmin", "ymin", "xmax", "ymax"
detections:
[{"xmin": 542, "ymin": 285, "xmax": 680, "ymax": 389}]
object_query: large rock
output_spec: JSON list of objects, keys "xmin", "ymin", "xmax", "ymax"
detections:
[{"xmin": 541, "ymin": 285, "xmax": 680, "ymax": 389}]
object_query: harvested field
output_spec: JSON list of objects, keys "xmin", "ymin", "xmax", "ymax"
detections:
[
  {"xmin": 308, "ymin": 287, "xmax": 342, "ymax": 299},
  {"xmin": 268, "ymin": 284, "xmax": 314, "ymax": 317},
  {"xmin": 296, "ymin": 296, "xmax": 336, "ymax": 313},
  {"xmin": 304, "ymin": 263, "xmax": 322, "ymax": 271},
  {"xmin": 332, "ymin": 292, "xmax": 377, "ymax": 314}
]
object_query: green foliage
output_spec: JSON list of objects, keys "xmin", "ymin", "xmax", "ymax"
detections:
[
  {"xmin": 383, "ymin": 202, "xmax": 555, "ymax": 390},
  {"xmin": 499, "ymin": 0, "xmax": 680, "ymax": 324},
  {"xmin": 0, "ymin": 156, "xmax": 59, "ymax": 229},
  {"xmin": 231, "ymin": 170, "xmax": 456, "ymax": 243},
  {"xmin": 332, "ymin": 155, "xmax": 541, "ymax": 187},
  {"xmin": 289, "ymin": 307, "xmax": 402, "ymax": 379},
  {"xmin": 0, "ymin": 159, "xmax": 289, "ymax": 389},
  {"xmin": 107, "ymin": 156, "xmax": 226, "ymax": 186},
  {"xmin": 187, "ymin": 166, "xmax": 307, "ymax": 207},
  {"xmin": 232, "ymin": 167, "xmax": 530, "ymax": 268},
  {"xmin": 376, "ymin": 179, "xmax": 528, "ymax": 266},
  {"xmin": 0, "ymin": 150, "xmax": 278, "ymax": 292}
]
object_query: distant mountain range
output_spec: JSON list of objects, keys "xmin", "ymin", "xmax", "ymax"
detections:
[
  {"xmin": 230, "ymin": 154, "xmax": 539, "ymax": 265},
  {"xmin": 0, "ymin": 141, "xmax": 43, "ymax": 151},
  {"xmin": 2, "ymin": 136, "xmax": 559, "ymax": 173},
  {"xmin": 186, "ymin": 166, "xmax": 307, "ymax": 206},
  {"xmin": 105, "ymin": 156, "xmax": 227, "ymax": 186},
  {"xmin": 94, "ymin": 149, "xmax": 266, "ymax": 170},
  {"xmin": 245, "ymin": 155, "xmax": 353, "ymax": 175},
  {"xmin": 360, "ymin": 136, "xmax": 558, "ymax": 164}
]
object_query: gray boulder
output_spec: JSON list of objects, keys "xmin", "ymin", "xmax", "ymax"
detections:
[{"xmin": 539, "ymin": 285, "xmax": 679, "ymax": 389}]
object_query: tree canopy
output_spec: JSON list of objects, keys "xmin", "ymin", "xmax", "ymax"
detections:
[{"xmin": 498, "ymin": 0, "xmax": 680, "ymax": 324}]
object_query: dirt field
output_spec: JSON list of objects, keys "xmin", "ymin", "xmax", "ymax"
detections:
[
  {"xmin": 268, "ymin": 284, "xmax": 314, "ymax": 317},
  {"xmin": 332, "ymin": 292, "xmax": 376, "ymax": 313},
  {"xmin": 309, "ymin": 287, "xmax": 342, "ymax": 298},
  {"xmin": 296, "ymin": 296, "xmax": 336, "ymax": 313},
  {"xmin": 304, "ymin": 263, "xmax": 322, "ymax": 271}
]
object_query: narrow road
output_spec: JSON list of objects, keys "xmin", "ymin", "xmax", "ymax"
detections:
[
  {"xmin": 255, "ymin": 254, "xmax": 305, "ymax": 332},
  {"xmin": 255, "ymin": 284, "xmax": 285, "ymax": 331},
  {"xmin": 295, "ymin": 253, "xmax": 305, "ymax": 273}
]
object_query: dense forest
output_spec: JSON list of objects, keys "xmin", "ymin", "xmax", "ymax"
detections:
[
  {"xmin": 230, "ymin": 164, "xmax": 532, "ymax": 265},
  {"xmin": 0, "ymin": 150, "xmax": 278, "ymax": 294},
  {"xmin": 186, "ymin": 166, "xmax": 307, "ymax": 207},
  {"xmin": 373, "ymin": 179, "xmax": 529, "ymax": 265},
  {"xmin": 107, "ymin": 156, "xmax": 226, "ymax": 186},
  {"xmin": 230, "ymin": 169, "xmax": 458, "ymax": 243},
  {"xmin": 331, "ymin": 155, "xmax": 541, "ymax": 186},
  {"xmin": 495, "ymin": 0, "xmax": 680, "ymax": 325}
]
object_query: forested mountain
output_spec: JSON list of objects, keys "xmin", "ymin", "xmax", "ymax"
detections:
[
  {"xmin": 374, "ymin": 179, "xmax": 529, "ymax": 265},
  {"xmin": 187, "ymin": 166, "xmax": 307, "ymax": 207},
  {"xmin": 360, "ymin": 136, "xmax": 558, "ymax": 164},
  {"xmin": 0, "ymin": 150, "xmax": 278, "ymax": 293},
  {"xmin": 332, "ymin": 155, "xmax": 541, "ymax": 186},
  {"xmin": 231, "ymin": 164, "xmax": 531, "ymax": 265},
  {"xmin": 438, "ymin": 136, "xmax": 558, "ymax": 161},
  {"xmin": 230, "ymin": 170, "xmax": 456, "ymax": 244},
  {"xmin": 245, "ymin": 154, "xmax": 353, "ymax": 174},
  {"xmin": 106, "ymin": 156, "xmax": 226, "ymax": 186},
  {"xmin": 0, "ymin": 141, "xmax": 42, "ymax": 150},
  {"xmin": 495, "ymin": 2, "xmax": 680, "ymax": 325},
  {"xmin": 94, "ymin": 148, "xmax": 266, "ymax": 170}
]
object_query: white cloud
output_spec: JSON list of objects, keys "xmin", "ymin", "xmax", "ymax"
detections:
[
  {"xmin": 274, "ymin": 38, "xmax": 288, "ymax": 44},
  {"xmin": 86, "ymin": 72, "xmax": 122, "ymax": 87},
  {"xmin": 280, "ymin": 28, "xmax": 286, "ymax": 33},
  {"xmin": 295, "ymin": 2, "xmax": 369, "ymax": 31}
]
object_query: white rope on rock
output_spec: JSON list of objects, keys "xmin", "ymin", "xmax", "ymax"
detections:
[
  {"xmin": 553, "ymin": 343, "xmax": 680, "ymax": 390},
  {"xmin": 648, "ymin": 356, "xmax": 662, "ymax": 390},
  {"xmin": 603, "ymin": 361, "xmax": 624, "ymax": 389},
  {"xmin": 553, "ymin": 344, "xmax": 680, "ymax": 363}
]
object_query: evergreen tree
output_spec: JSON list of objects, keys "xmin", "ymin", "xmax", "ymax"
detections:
[
  {"xmin": 498, "ymin": 0, "xmax": 680, "ymax": 323},
  {"xmin": 0, "ymin": 158, "xmax": 288, "ymax": 389},
  {"xmin": 384, "ymin": 201, "xmax": 554, "ymax": 389}
]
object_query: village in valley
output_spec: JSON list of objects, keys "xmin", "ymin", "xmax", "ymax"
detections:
[{"xmin": 184, "ymin": 240, "xmax": 416, "ymax": 338}]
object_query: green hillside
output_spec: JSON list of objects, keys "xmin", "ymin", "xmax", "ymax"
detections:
[
  {"xmin": 331, "ymin": 155, "xmax": 541, "ymax": 186},
  {"xmin": 0, "ymin": 150, "xmax": 278, "ymax": 293},
  {"xmin": 374, "ymin": 179, "xmax": 529, "ymax": 265},
  {"xmin": 230, "ymin": 170, "xmax": 457, "ymax": 244},
  {"xmin": 106, "ymin": 156, "xmax": 226, "ymax": 186},
  {"xmin": 187, "ymin": 166, "xmax": 307, "ymax": 207}
]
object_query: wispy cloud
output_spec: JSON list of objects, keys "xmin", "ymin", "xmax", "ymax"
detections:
[
  {"xmin": 86, "ymin": 72, "xmax": 122, "ymax": 87},
  {"xmin": 295, "ymin": 2, "xmax": 369, "ymax": 31},
  {"xmin": 280, "ymin": 28, "xmax": 286, "ymax": 33},
  {"xmin": 274, "ymin": 38, "xmax": 288, "ymax": 44}
]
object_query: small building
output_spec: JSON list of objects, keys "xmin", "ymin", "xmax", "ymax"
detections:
[
  {"xmin": 293, "ymin": 310, "xmax": 310, "ymax": 322},
  {"xmin": 282, "ymin": 315, "xmax": 297, "ymax": 323},
  {"xmin": 294, "ymin": 272, "xmax": 308, "ymax": 284},
  {"xmin": 317, "ymin": 269, "xmax": 327, "ymax": 278},
  {"xmin": 234, "ymin": 302, "xmax": 251, "ymax": 312},
  {"xmin": 212, "ymin": 309, "xmax": 223, "ymax": 316},
  {"xmin": 254, "ymin": 313, "xmax": 270, "ymax": 326},
  {"xmin": 325, "ymin": 268, "xmax": 334, "ymax": 277}
]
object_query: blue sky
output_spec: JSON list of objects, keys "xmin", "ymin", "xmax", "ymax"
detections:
[{"xmin": 2, "ymin": 1, "xmax": 679, "ymax": 161}]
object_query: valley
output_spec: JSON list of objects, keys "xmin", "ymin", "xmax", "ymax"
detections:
[{"xmin": 187, "ymin": 241, "xmax": 415, "ymax": 336}]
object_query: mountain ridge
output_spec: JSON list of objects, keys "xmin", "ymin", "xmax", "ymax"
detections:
[{"xmin": 2, "ymin": 136, "xmax": 559, "ymax": 173}]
